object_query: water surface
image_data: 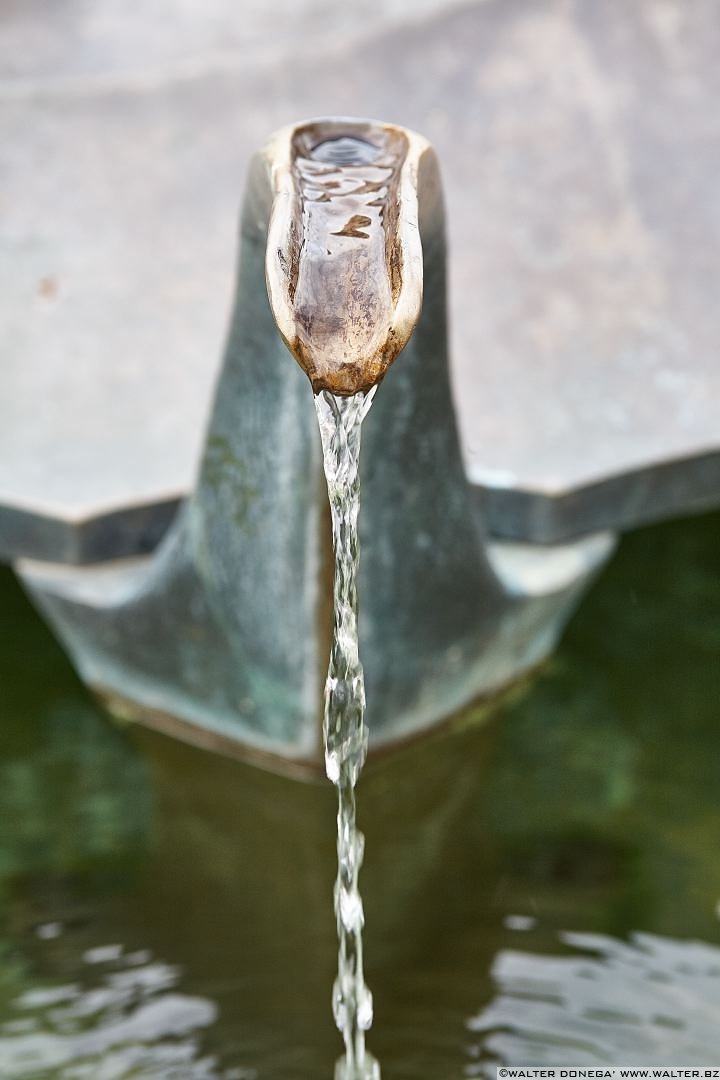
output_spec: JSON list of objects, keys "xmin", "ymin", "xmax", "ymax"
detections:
[{"xmin": 1, "ymin": 511, "xmax": 719, "ymax": 1076}]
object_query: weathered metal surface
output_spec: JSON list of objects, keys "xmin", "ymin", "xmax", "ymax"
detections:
[
  {"xmin": 2, "ymin": 0, "xmax": 719, "ymax": 560},
  {"xmin": 19, "ymin": 121, "xmax": 615, "ymax": 766},
  {"xmin": 266, "ymin": 121, "xmax": 424, "ymax": 396}
]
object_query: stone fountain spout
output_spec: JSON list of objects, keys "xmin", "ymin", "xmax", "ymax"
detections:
[{"xmin": 19, "ymin": 119, "xmax": 614, "ymax": 775}]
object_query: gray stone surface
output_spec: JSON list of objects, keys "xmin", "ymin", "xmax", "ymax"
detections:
[{"xmin": 2, "ymin": 0, "xmax": 720, "ymax": 558}]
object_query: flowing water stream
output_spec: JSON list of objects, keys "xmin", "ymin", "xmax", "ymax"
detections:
[{"xmin": 315, "ymin": 387, "xmax": 380, "ymax": 1080}]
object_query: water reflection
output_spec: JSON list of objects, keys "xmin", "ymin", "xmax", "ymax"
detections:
[
  {"xmin": 0, "ymin": 943, "xmax": 229, "ymax": 1079},
  {"xmin": 0, "ymin": 511, "xmax": 719, "ymax": 1076},
  {"xmin": 469, "ymin": 930, "xmax": 720, "ymax": 1072}
]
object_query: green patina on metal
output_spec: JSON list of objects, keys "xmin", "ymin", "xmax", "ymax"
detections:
[{"xmin": 203, "ymin": 434, "xmax": 260, "ymax": 531}]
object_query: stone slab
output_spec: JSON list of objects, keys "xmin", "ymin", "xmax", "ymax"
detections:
[{"xmin": 2, "ymin": 0, "xmax": 720, "ymax": 560}]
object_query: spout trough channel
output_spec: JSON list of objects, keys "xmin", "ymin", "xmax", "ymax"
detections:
[{"xmin": 267, "ymin": 120, "xmax": 423, "ymax": 395}]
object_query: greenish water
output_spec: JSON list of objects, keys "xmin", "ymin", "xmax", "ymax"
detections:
[{"xmin": 1, "ymin": 512, "xmax": 719, "ymax": 1077}]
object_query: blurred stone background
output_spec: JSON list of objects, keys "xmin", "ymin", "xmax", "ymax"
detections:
[{"xmin": 2, "ymin": 0, "xmax": 720, "ymax": 556}]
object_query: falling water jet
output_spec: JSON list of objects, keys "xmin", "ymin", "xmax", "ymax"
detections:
[
  {"xmin": 267, "ymin": 120, "xmax": 426, "ymax": 1077},
  {"xmin": 316, "ymin": 387, "xmax": 379, "ymax": 1080}
]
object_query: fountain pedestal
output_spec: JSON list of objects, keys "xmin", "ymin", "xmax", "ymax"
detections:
[
  {"xmin": 7, "ymin": 1, "xmax": 718, "ymax": 771},
  {"xmin": 15, "ymin": 119, "xmax": 613, "ymax": 771}
]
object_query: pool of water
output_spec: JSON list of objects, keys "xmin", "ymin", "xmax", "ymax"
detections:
[{"xmin": 1, "ymin": 512, "xmax": 719, "ymax": 1078}]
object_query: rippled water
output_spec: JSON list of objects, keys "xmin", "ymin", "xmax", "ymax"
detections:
[
  {"xmin": 0, "ymin": 946, "xmax": 223, "ymax": 1078},
  {"xmin": 469, "ymin": 929, "xmax": 720, "ymax": 1071},
  {"xmin": 1, "ymin": 510, "xmax": 720, "ymax": 1077}
]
